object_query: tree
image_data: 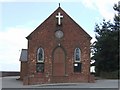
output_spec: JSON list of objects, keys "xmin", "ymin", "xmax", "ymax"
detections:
[{"xmin": 92, "ymin": 2, "xmax": 119, "ymax": 76}]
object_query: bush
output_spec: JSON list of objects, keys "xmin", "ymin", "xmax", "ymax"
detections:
[{"xmin": 100, "ymin": 70, "xmax": 119, "ymax": 79}]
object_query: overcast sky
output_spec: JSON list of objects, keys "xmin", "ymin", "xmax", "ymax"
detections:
[{"xmin": 0, "ymin": 0, "xmax": 119, "ymax": 71}]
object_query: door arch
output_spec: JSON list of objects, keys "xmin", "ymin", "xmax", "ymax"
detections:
[{"xmin": 52, "ymin": 47, "xmax": 66, "ymax": 76}]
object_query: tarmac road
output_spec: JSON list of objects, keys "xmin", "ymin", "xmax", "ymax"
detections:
[{"xmin": 1, "ymin": 76, "xmax": 119, "ymax": 90}]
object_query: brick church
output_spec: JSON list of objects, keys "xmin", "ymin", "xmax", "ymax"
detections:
[{"xmin": 19, "ymin": 6, "xmax": 94, "ymax": 85}]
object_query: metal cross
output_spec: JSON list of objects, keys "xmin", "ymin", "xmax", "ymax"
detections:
[{"xmin": 56, "ymin": 12, "xmax": 63, "ymax": 25}]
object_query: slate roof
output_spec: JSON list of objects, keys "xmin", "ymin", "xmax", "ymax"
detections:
[{"xmin": 19, "ymin": 49, "xmax": 27, "ymax": 62}]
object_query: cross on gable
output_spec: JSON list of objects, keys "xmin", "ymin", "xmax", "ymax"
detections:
[{"xmin": 56, "ymin": 12, "xmax": 63, "ymax": 25}]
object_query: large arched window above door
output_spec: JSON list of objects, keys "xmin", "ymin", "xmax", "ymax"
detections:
[
  {"xmin": 74, "ymin": 48, "xmax": 81, "ymax": 62},
  {"xmin": 37, "ymin": 48, "xmax": 44, "ymax": 62}
]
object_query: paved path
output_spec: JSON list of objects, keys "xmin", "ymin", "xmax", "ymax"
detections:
[{"xmin": 1, "ymin": 76, "xmax": 119, "ymax": 90}]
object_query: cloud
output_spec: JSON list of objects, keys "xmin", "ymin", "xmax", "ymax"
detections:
[
  {"xmin": 81, "ymin": 0, "xmax": 119, "ymax": 20},
  {"xmin": 1, "ymin": 0, "xmax": 118, "ymax": 21},
  {"xmin": 0, "ymin": 26, "xmax": 32, "ymax": 71}
]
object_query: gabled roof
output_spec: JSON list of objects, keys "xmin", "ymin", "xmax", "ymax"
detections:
[
  {"xmin": 19, "ymin": 49, "xmax": 27, "ymax": 62},
  {"xmin": 26, "ymin": 6, "xmax": 92, "ymax": 39}
]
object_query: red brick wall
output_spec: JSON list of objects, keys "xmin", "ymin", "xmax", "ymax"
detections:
[
  {"xmin": 20, "ymin": 62, "xmax": 27, "ymax": 80},
  {"xmin": 23, "ymin": 7, "xmax": 94, "ymax": 85}
]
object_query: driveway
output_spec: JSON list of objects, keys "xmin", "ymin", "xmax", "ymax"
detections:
[{"xmin": 1, "ymin": 76, "xmax": 119, "ymax": 90}]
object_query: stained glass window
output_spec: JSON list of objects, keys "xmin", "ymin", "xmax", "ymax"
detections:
[
  {"xmin": 74, "ymin": 48, "xmax": 81, "ymax": 62},
  {"xmin": 37, "ymin": 48, "xmax": 44, "ymax": 62}
]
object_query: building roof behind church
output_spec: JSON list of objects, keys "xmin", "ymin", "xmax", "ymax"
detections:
[{"xmin": 19, "ymin": 49, "xmax": 27, "ymax": 62}]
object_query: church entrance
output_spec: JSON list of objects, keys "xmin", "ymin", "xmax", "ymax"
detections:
[{"xmin": 53, "ymin": 47, "xmax": 65, "ymax": 76}]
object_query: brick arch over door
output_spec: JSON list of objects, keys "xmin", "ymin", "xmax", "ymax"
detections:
[{"xmin": 52, "ymin": 47, "xmax": 66, "ymax": 76}]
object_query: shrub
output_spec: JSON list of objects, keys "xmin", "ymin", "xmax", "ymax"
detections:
[{"xmin": 100, "ymin": 70, "xmax": 119, "ymax": 79}]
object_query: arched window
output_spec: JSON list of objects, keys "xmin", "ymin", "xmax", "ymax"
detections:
[
  {"xmin": 74, "ymin": 48, "xmax": 81, "ymax": 62},
  {"xmin": 36, "ymin": 48, "xmax": 44, "ymax": 73},
  {"xmin": 37, "ymin": 48, "xmax": 44, "ymax": 62},
  {"xmin": 74, "ymin": 48, "xmax": 82, "ymax": 72}
]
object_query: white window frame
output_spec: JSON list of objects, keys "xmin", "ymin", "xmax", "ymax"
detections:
[
  {"xmin": 37, "ymin": 48, "xmax": 44, "ymax": 63},
  {"xmin": 74, "ymin": 48, "xmax": 81, "ymax": 62}
]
